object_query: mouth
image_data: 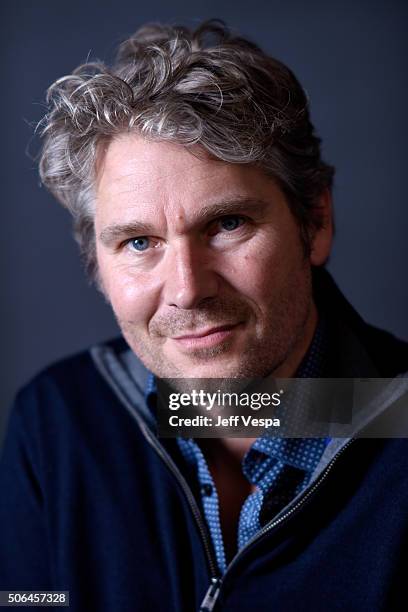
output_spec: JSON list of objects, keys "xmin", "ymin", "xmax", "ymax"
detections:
[{"xmin": 171, "ymin": 323, "xmax": 243, "ymax": 350}]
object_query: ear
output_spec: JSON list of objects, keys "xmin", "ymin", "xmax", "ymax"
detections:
[{"xmin": 309, "ymin": 188, "xmax": 333, "ymax": 266}]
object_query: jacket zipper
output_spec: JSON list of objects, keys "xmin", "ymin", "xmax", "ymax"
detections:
[
  {"xmin": 143, "ymin": 418, "xmax": 354, "ymax": 611},
  {"xmin": 137, "ymin": 422, "xmax": 220, "ymax": 579},
  {"xmin": 197, "ymin": 438, "xmax": 354, "ymax": 611},
  {"xmin": 199, "ymin": 577, "xmax": 223, "ymax": 612}
]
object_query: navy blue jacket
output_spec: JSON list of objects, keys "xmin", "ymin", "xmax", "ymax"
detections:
[{"xmin": 1, "ymin": 270, "xmax": 408, "ymax": 611}]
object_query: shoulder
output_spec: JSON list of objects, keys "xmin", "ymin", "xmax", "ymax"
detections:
[
  {"xmin": 314, "ymin": 268, "xmax": 408, "ymax": 376},
  {"xmin": 1, "ymin": 336, "xmax": 138, "ymax": 476},
  {"xmin": 357, "ymin": 321, "xmax": 408, "ymax": 376},
  {"xmin": 23, "ymin": 335, "xmax": 127, "ymax": 387},
  {"xmin": 13, "ymin": 336, "xmax": 129, "ymax": 424}
]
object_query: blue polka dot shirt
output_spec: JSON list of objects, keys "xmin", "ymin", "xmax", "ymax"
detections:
[{"xmin": 145, "ymin": 317, "xmax": 329, "ymax": 574}]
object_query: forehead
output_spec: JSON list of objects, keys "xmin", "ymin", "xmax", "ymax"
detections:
[
  {"xmin": 95, "ymin": 133, "xmax": 282, "ymax": 221},
  {"xmin": 97, "ymin": 134, "xmax": 219, "ymax": 185}
]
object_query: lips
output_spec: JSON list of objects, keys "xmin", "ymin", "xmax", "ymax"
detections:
[
  {"xmin": 170, "ymin": 323, "xmax": 243, "ymax": 350},
  {"xmin": 172, "ymin": 324, "xmax": 239, "ymax": 340}
]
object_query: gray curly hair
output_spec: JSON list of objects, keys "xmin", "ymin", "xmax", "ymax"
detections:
[{"xmin": 38, "ymin": 19, "xmax": 334, "ymax": 280}]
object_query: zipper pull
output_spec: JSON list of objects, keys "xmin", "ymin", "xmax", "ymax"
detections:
[{"xmin": 199, "ymin": 577, "xmax": 222, "ymax": 612}]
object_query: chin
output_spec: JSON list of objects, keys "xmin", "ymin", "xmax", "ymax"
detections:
[
  {"xmin": 169, "ymin": 361, "xmax": 239, "ymax": 379},
  {"xmin": 166, "ymin": 354, "xmax": 272, "ymax": 380}
]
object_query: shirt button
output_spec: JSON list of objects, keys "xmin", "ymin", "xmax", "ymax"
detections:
[{"xmin": 201, "ymin": 483, "xmax": 213, "ymax": 497}]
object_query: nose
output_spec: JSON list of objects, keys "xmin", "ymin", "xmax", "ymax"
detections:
[{"xmin": 163, "ymin": 238, "xmax": 219, "ymax": 309}]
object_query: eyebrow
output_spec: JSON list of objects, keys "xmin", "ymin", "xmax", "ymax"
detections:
[
  {"xmin": 98, "ymin": 197, "xmax": 270, "ymax": 247},
  {"xmin": 100, "ymin": 221, "xmax": 156, "ymax": 247},
  {"xmin": 194, "ymin": 197, "xmax": 270, "ymax": 224}
]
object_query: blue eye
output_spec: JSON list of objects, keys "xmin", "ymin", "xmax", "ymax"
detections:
[
  {"xmin": 220, "ymin": 216, "xmax": 244, "ymax": 231},
  {"xmin": 130, "ymin": 237, "xmax": 150, "ymax": 251}
]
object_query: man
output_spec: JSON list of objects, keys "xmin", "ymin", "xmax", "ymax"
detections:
[{"xmin": 1, "ymin": 20, "xmax": 408, "ymax": 611}]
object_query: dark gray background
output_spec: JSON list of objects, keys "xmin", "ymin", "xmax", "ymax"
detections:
[{"xmin": 1, "ymin": 0, "xmax": 407, "ymax": 441}]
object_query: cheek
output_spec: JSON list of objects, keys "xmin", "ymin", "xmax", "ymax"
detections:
[
  {"xmin": 226, "ymin": 232, "xmax": 288, "ymax": 297},
  {"xmin": 98, "ymin": 255, "xmax": 159, "ymax": 326}
]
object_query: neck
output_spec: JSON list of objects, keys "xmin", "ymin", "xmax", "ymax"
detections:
[
  {"xmin": 200, "ymin": 437, "xmax": 258, "ymax": 464},
  {"xmin": 272, "ymin": 299, "xmax": 318, "ymax": 379},
  {"xmin": 215, "ymin": 300, "xmax": 319, "ymax": 459}
]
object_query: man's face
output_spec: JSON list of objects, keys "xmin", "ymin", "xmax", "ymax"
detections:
[{"xmin": 95, "ymin": 134, "xmax": 328, "ymax": 379}]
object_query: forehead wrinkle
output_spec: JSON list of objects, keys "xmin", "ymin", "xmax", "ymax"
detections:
[
  {"xmin": 106, "ymin": 152, "xmax": 227, "ymax": 188},
  {"xmin": 135, "ymin": 168, "xmax": 222, "ymax": 190},
  {"xmin": 100, "ymin": 170, "xmax": 189, "ymax": 199}
]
